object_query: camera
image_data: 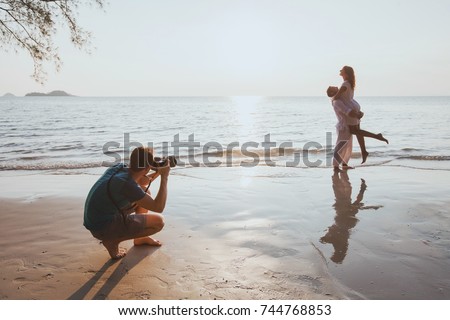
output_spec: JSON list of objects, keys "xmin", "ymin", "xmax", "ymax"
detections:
[{"xmin": 153, "ymin": 156, "xmax": 177, "ymax": 168}]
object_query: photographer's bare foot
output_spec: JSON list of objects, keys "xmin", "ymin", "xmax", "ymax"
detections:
[
  {"xmin": 102, "ymin": 240, "xmax": 127, "ymax": 259},
  {"xmin": 134, "ymin": 236, "xmax": 162, "ymax": 246}
]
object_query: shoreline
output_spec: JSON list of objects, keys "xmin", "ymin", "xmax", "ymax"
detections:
[{"xmin": 0, "ymin": 165, "xmax": 449, "ymax": 299}]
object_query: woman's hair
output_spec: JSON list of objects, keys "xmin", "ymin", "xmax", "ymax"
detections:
[
  {"xmin": 129, "ymin": 146, "xmax": 154, "ymax": 172},
  {"xmin": 343, "ymin": 66, "xmax": 356, "ymax": 90}
]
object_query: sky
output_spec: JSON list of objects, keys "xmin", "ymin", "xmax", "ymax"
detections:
[{"xmin": 1, "ymin": 0, "xmax": 450, "ymax": 96}]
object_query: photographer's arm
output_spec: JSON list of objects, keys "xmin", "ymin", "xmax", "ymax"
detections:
[
  {"xmin": 136, "ymin": 166, "xmax": 169, "ymax": 213},
  {"xmin": 135, "ymin": 172, "xmax": 161, "ymax": 214}
]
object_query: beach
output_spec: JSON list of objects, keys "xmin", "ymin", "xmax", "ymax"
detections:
[{"xmin": 1, "ymin": 165, "xmax": 449, "ymax": 300}]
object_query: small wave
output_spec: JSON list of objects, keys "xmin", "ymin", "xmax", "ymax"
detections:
[
  {"xmin": 49, "ymin": 143, "xmax": 84, "ymax": 151},
  {"xmin": 18, "ymin": 156, "xmax": 49, "ymax": 161},
  {"xmin": 349, "ymin": 150, "xmax": 450, "ymax": 162},
  {"xmin": 382, "ymin": 164, "xmax": 450, "ymax": 171},
  {"xmin": 10, "ymin": 149, "xmax": 38, "ymax": 154},
  {"xmin": 3, "ymin": 142, "xmax": 19, "ymax": 147},
  {"xmin": 401, "ymin": 147, "xmax": 424, "ymax": 152},
  {"xmin": 0, "ymin": 162, "xmax": 103, "ymax": 171},
  {"xmin": 103, "ymin": 149, "xmax": 125, "ymax": 155},
  {"xmin": 187, "ymin": 147, "xmax": 328, "ymax": 159},
  {"xmin": 397, "ymin": 155, "xmax": 450, "ymax": 161},
  {"xmin": 5, "ymin": 133, "xmax": 46, "ymax": 138}
]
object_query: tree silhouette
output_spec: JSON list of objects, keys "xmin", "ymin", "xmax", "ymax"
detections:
[{"xmin": 0, "ymin": 0, "xmax": 104, "ymax": 83}]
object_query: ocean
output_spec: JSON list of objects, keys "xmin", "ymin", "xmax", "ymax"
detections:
[{"xmin": 1, "ymin": 96, "xmax": 450, "ymax": 172}]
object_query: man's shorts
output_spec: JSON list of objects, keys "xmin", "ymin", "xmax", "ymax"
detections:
[{"xmin": 90, "ymin": 213, "xmax": 147, "ymax": 241}]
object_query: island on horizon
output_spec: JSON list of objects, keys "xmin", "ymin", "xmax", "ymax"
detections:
[{"xmin": 25, "ymin": 90, "xmax": 73, "ymax": 97}]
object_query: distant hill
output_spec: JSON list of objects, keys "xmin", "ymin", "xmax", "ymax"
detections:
[
  {"xmin": 25, "ymin": 90, "xmax": 72, "ymax": 97},
  {"xmin": 2, "ymin": 93, "xmax": 16, "ymax": 97}
]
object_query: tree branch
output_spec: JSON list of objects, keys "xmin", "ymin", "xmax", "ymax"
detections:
[
  {"xmin": 0, "ymin": 18, "xmax": 35, "ymax": 56},
  {"xmin": 4, "ymin": 8, "xmax": 46, "ymax": 49},
  {"xmin": 0, "ymin": 0, "xmax": 104, "ymax": 82}
]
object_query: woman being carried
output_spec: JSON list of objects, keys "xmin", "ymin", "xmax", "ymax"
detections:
[{"xmin": 331, "ymin": 66, "xmax": 388, "ymax": 164}]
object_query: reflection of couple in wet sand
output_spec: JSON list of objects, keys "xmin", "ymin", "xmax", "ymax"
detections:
[
  {"xmin": 320, "ymin": 171, "xmax": 383, "ymax": 263},
  {"xmin": 329, "ymin": 66, "xmax": 389, "ymax": 171}
]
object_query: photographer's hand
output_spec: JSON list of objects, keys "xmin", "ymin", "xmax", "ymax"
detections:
[{"xmin": 158, "ymin": 164, "xmax": 171, "ymax": 180}]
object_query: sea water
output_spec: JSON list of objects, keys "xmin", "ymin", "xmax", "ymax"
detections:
[{"xmin": 1, "ymin": 96, "xmax": 449, "ymax": 172}]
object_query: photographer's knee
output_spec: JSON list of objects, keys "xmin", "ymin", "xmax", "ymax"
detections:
[{"xmin": 155, "ymin": 215, "xmax": 165, "ymax": 231}]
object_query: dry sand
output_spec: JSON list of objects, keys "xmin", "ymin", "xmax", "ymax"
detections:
[{"xmin": 0, "ymin": 165, "xmax": 449, "ymax": 299}]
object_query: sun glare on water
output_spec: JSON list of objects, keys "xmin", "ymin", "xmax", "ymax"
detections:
[
  {"xmin": 231, "ymin": 96, "xmax": 264, "ymax": 187},
  {"xmin": 231, "ymin": 96, "xmax": 262, "ymax": 131}
]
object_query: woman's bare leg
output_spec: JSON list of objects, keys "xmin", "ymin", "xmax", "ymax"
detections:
[
  {"xmin": 350, "ymin": 125, "xmax": 388, "ymax": 143},
  {"xmin": 349, "ymin": 125, "xmax": 388, "ymax": 163},
  {"xmin": 349, "ymin": 125, "xmax": 369, "ymax": 163},
  {"xmin": 358, "ymin": 128, "xmax": 388, "ymax": 144},
  {"xmin": 356, "ymin": 134, "xmax": 369, "ymax": 164}
]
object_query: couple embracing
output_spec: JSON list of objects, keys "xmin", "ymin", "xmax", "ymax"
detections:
[{"xmin": 329, "ymin": 66, "xmax": 388, "ymax": 171}]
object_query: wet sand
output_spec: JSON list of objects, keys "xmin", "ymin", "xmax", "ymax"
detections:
[{"xmin": 0, "ymin": 165, "xmax": 449, "ymax": 299}]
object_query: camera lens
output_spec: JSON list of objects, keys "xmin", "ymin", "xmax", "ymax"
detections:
[{"xmin": 153, "ymin": 156, "xmax": 177, "ymax": 167}]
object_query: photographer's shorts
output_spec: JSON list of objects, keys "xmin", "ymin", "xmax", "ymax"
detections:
[{"xmin": 90, "ymin": 213, "xmax": 147, "ymax": 241}]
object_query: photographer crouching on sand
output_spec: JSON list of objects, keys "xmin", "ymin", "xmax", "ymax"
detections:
[{"xmin": 84, "ymin": 146, "xmax": 172, "ymax": 259}]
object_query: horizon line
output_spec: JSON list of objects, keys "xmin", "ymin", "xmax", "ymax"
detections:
[{"xmin": 3, "ymin": 94, "xmax": 450, "ymax": 98}]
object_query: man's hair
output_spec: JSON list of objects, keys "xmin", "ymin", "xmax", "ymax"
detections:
[
  {"xmin": 129, "ymin": 147, "xmax": 154, "ymax": 172},
  {"xmin": 327, "ymin": 86, "xmax": 338, "ymax": 97}
]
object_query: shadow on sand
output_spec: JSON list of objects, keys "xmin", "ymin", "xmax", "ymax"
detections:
[{"xmin": 68, "ymin": 245, "xmax": 160, "ymax": 300}]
